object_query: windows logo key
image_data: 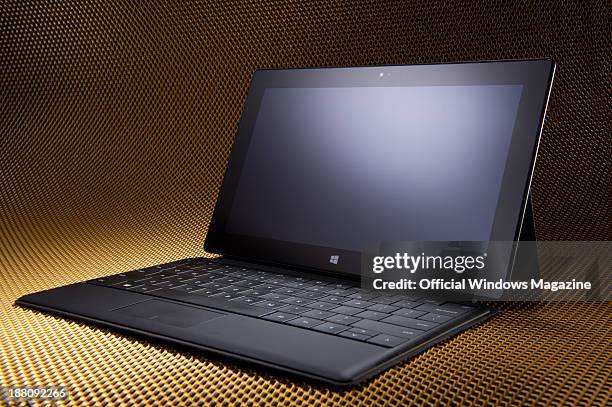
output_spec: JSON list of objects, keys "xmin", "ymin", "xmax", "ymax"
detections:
[{"xmin": 329, "ymin": 255, "xmax": 339, "ymax": 265}]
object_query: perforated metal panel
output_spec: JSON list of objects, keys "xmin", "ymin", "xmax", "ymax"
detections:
[{"xmin": 1, "ymin": 0, "xmax": 610, "ymax": 405}]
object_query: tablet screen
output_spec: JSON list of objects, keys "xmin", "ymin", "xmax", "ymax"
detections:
[{"xmin": 226, "ymin": 85, "xmax": 523, "ymax": 250}]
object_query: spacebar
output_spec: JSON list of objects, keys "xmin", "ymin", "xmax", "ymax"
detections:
[{"xmin": 150, "ymin": 289, "xmax": 273, "ymax": 317}]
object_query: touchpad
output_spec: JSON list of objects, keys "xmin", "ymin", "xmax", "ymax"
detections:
[{"xmin": 114, "ymin": 300, "xmax": 225, "ymax": 328}]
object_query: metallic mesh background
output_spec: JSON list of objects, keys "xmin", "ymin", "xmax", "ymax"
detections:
[{"xmin": 1, "ymin": 0, "xmax": 610, "ymax": 405}]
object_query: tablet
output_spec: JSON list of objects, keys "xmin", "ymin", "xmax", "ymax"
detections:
[{"xmin": 205, "ymin": 60, "xmax": 555, "ymax": 282}]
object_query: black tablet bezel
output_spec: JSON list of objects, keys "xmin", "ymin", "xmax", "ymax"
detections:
[{"xmin": 204, "ymin": 59, "xmax": 555, "ymax": 278}]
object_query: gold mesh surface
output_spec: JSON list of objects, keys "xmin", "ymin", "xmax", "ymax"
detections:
[{"xmin": 1, "ymin": 0, "xmax": 610, "ymax": 405}]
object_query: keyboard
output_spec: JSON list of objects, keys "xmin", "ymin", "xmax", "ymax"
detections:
[{"xmin": 88, "ymin": 258, "xmax": 478, "ymax": 348}]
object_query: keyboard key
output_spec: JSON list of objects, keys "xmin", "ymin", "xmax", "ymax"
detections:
[
  {"xmin": 229, "ymin": 296, "xmax": 260, "ymax": 305},
  {"xmin": 392, "ymin": 308, "xmax": 426, "ymax": 318},
  {"xmin": 141, "ymin": 278, "xmax": 165, "ymax": 285},
  {"xmin": 419, "ymin": 313, "xmax": 453, "ymax": 323},
  {"xmin": 281, "ymin": 281, "xmax": 313, "ymax": 289},
  {"xmin": 278, "ymin": 305, "xmax": 309, "ymax": 314},
  {"xmin": 354, "ymin": 310, "xmax": 388, "ymax": 321},
  {"xmin": 265, "ymin": 278, "xmax": 288, "ymax": 285},
  {"xmin": 352, "ymin": 319, "xmax": 425, "ymax": 339},
  {"xmin": 251, "ymin": 271, "xmax": 278, "ymax": 279},
  {"xmin": 348, "ymin": 327, "xmax": 379, "ymax": 337},
  {"xmin": 232, "ymin": 280, "xmax": 261, "ymax": 288},
  {"xmin": 174, "ymin": 270, "xmax": 200, "ymax": 277},
  {"xmin": 331, "ymin": 306, "xmax": 362, "ymax": 316},
  {"xmin": 307, "ymin": 285, "xmax": 335, "ymax": 293},
  {"xmin": 191, "ymin": 288, "xmax": 220, "ymax": 296},
  {"xmin": 215, "ymin": 277, "xmax": 245, "ymax": 285},
  {"xmin": 259, "ymin": 293, "xmax": 290, "ymax": 301},
  {"xmin": 244, "ymin": 275, "xmax": 267, "ymax": 282},
  {"xmin": 171, "ymin": 285, "xmax": 205, "ymax": 293},
  {"xmin": 218, "ymin": 286, "xmax": 244, "ymax": 294},
  {"xmin": 187, "ymin": 277, "xmax": 217, "ymax": 286},
  {"xmin": 328, "ymin": 288, "xmax": 358, "ymax": 296},
  {"xmin": 301, "ymin": 310, "xmax": 336, "ymax": 319},
  {"xmin": 367, "ymin": 334, "xmax": 407, "ymax": 348},
  {"xmin": 152, "ymin": 281, "xmax": 186, "ymax": 289},
  {"xmin": 305, "ymin": 302, "xmax": 337, "ymax": 311},
  {"xmin": 326, "ymin": 314, "xmax": 361, "ymax": 325},
  {"xmin": 338, "ymin": 331, "xmax": 371, "ymax": 341},
  {"xmin": 379, "ymin": 315, "xmax": 438, "ymax": 331},
  {"xmin": 273, "ymin": 287, "xmax": 300, "ymax": 295},
  {"xmin": 280, "ymin": 297, "xmax": 313, "ymax": 306},
  {"xmin": 155, "ymin": 266, "xmax": 180, "ymax": 272},
  {"xmin": 295, "ymin": 291, "xmax": 328, "ymax": 300},
  {"xmin": 201, "ymin": 282, "xmax": 225, "ymax": 290},
  {"xmin": 172, "ymin": 274, "xmax": 203, "ymax": 283},
  {"xmin": 236, "ymin": 288, "xmax": 267, "ymax": 296},
  {"xmin": 328, "ymin": 283, "xmax": 353, "ymax": 290},
  {"xmin": 369, "ymin": 296, "xmax": 401, "ymax": 305},
  {"xmin": 414, "ymin": 303, "xmax": 475, "ymax": 316},
  {"xmin": 209, "ymin": 292, "xmax": 243, "ymax": 300},
  {"xmin": 155, "ymin": 272, "xmax": 177, "ymax": 279},
  {"xmin": 200, "ymin": 273, "xmax": 225, "ymax": 280},
  {"xmin": 253, "ymin": 284, "xmax": 277, "ymax": 291},
  {"xmin": 124, "ymin": 285, "xmax": 161, "ymax": 293},
  {"xmin": 313, "ymin": 322, "xmax": 349, "ymax": 334},
  {"xmin": 367, "ymin": 304, "xmax": 399, "ymax": 313},
  {"xmin": 348, "ymin": 292, "xmax": 377, "ymax": 300},
  {"xmin": 253, "ymin": 300, "xmax": 285, "ymax": 309},
  {"xmin": 169, "ymin": 267, "xmax": 191, "ymax": 273},
  {"xmin": 263, "ymin": 312, "xmax": 299, "ymax": 322},
  {"xmin": 391, "ymin": 300, "xmax": 422, "ymax": 308},
  {"xmin": 175, "ymin": 270, "xmax": 207, "ymax": 279},
  {"xmin": 218, "ymin": 265, "xmax": 244, "ymax": 272},
  {"xmin": 206, "ymin": 268, "xmax": 232, "ymax": 275},
  {"xmin": 225, "ymin": 270, "xmax": 247, "ymax": 277},
  {"xmin": 342, "ymin": 299, "xmax": 374, "ymax": 308},
  {"xmin": 286, "ymin": 317, "xmax": 323, "ymax": 328},
  {"xmin": 390, "ymin": 294, "xmax": 422, "ymax": 301},
  {"xmin": 320, "ymin": 295, "xmax": 346, "ymax": 303}
]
